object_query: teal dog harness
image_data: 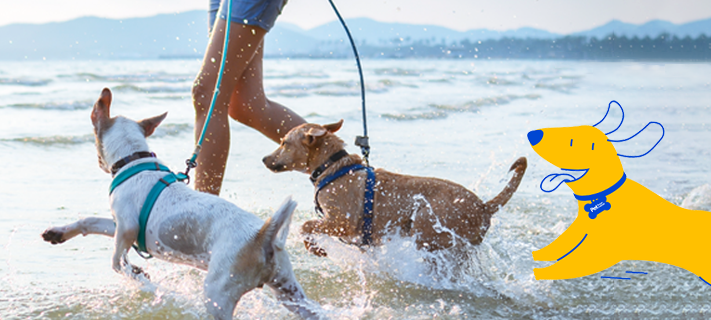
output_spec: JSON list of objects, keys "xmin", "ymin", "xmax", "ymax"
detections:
[{"xmin": 110, "ymin": 159, "xmax": 188, "ymax": 258}]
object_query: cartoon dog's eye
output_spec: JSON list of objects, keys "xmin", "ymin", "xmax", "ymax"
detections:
[
  {"xmin": 570, "ymin": 139, "xmax": 573, "ymax": 147},
  {"xmin": 592, "ymin": 143, "xmax": 595, "ymax": 150}
]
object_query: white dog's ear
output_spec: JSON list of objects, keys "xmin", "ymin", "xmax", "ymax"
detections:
[
  {"xmin": 92, "ymin": 88, "xmax": 112, "ymax": 126},
  {"xmin": 323, "ymin": 119, "xmax": 344, "ymax": 133},
  {"xmin": 139, "ymin": 112, "xmax": 168, "ymax": 137}
]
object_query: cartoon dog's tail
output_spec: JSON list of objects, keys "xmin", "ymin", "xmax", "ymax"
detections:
[
  {"xmin": 256, "ymin": 196, "xmax": 297, "ymax": 261},
  {"xmin": 484, "ymin": 157, "xmax": 527, "ymax": 215}
]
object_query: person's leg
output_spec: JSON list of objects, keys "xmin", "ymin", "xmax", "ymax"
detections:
[
  {"xmin": 192, "ymin": 19, "xmax": 267, "ymax": 195},
  {"xmin": 227, "ymin": 41, "xmax": 306, "ymax": 143}
]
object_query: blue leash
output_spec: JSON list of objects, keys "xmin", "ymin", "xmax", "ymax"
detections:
[
  {"xmin": 183, "ymin": 0, "xmax": 371, "ymax": 174},
  {"xmin": 328, "ymin": 0, "xmax": 371, "ymax": 166},
  {"xmin": 109, "ymin": 0, "xmax": 236, "ymax": 258},
  {"xmin": 182, "ymin": 0, "xmax": 235, "ymax": 179}
]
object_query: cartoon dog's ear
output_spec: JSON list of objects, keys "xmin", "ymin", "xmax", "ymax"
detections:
[
  {"xmin": 323, "ymin": 119, "xmax": 344, "ymax": 133},
  {"xmin": 92, "ymin": 88, "xmax": 112, "ymax": 126},
  {"xmin": 609, "ymin": 121, "xmax": 665, "ymax": 158},
  {"xmin": 593, "ymin": 100, "xmax": 624, "ymax": 135},
  {"xmin": 139, "ymin": 112, "xmax": 168, "ymax": 137}
]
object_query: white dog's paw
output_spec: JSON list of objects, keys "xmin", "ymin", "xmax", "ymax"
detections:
[
  {"xmin": 127, "ymin": 264, "xmax": 151, "ymax": 282},
  {"xmin": 41, "ymin": 228, "xmax": 66, "ymax": 245}
]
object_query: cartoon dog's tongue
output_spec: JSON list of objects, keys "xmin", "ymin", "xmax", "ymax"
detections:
[{"xmin": 540, "ymin": 168, "xmax": 588, "ymax": 193}]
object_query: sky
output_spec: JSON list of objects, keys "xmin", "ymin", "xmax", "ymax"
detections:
[{"xmin": 2, "ymin": 0, "xmax": 711, "ymax": 33}]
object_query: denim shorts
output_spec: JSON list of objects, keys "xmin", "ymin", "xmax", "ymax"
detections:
[{"xmin": 208, "ymin": 0, "xmax": 287, "ymax": 32}]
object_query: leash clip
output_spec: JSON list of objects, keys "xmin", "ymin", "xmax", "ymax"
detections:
[
  {"xmin": 355, "ymin": 135, "xmax": 370, "ymax": 166},
  {"xmin": 180, "ymin": 158, "xmax": 197, "ymax": 185}
]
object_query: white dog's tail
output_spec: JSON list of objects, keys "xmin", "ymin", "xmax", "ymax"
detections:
[
  {"xmin": 257, "ymin": 196, "xmax": 297, "ymax": 258},
  {"xmin": 484, "ymin": 157, "xmax": 527, "ymax": 215}
]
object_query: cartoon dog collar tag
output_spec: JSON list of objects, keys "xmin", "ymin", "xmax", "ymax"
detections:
[
  {"xmin": 584, "ymin": 196, "xmax": 611, "ymax": 219},
  {"xmin": 574, "ymin": 173, "xmax": 626, "ymax": 220}
]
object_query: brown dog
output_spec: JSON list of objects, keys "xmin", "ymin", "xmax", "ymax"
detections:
[{"xmin": 263, "ymin": 120, "xmax": 527, "ymax": 256}]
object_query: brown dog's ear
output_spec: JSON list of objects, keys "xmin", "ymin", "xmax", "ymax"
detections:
[
  {"xmin": 323, "ymin": 119, "xmax": 344, "ymax": 133},
  {"xmin": 91, "ymin": 88, "xmax": 112, "ymax": 126},
  {"xmin": 304, "ymin": 126, "xmax": 327, "ymax": 146},
  {"xmin": 305, "ymin": 126, "xmax": 327, "ymax": 137},
  {"xmin": 139, "ymin": 112, "xmax": 168, "ymax": 137}
]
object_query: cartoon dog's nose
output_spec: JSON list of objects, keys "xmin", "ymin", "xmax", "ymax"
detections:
[{"xmin": 527, "ymin": 130, "xmax": 544, "ymax": 146}]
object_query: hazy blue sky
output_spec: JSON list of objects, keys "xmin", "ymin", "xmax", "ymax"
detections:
[{"xmin": 3, "ymin": 0, "xmax": 711, "ymax": 33}]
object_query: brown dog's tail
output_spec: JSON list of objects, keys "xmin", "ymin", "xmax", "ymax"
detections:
[{"xmin": 484, "ymin": 157, "xmax": 527, "ymax": 215}]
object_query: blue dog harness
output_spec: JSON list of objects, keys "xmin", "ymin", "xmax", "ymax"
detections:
[
  {"xmin": 574, "ymin": 173, "xmax": 626, "ymax": 219},
  {"xmin": 109, "ymin": 153, "xmax": 188, "ymax": 258},
  {"xmin": 312, "ymin": 150, "xmax": 375, "ymax": 246}
]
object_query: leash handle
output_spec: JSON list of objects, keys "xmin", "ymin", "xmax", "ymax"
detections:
[{"xmin": 328, "ymin": 0, "xmax": 371, "ymax": 166}]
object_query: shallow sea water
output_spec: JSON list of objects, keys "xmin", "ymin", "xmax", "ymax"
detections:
[{"xmin": 1, "ymin": 58, "xmax": 711, "ymax": 319}]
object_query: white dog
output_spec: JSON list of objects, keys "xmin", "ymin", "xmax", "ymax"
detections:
[{"xmin": 42, "ymin": 88, "xmax": 320, "ymax": 320}]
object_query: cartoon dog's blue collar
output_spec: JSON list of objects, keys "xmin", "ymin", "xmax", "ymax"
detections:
[
  {"xmin": 573, "ymin": 173, "xmax": 627, "ymax": 201},
  {"xmin": 573, "ymin": 173, "xmax": 626, "ymax": 219}
]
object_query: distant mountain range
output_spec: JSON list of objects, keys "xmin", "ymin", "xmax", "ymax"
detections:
[{"xmin": 0, "ymin": 10, "xmax": 708, "ymax": 60}]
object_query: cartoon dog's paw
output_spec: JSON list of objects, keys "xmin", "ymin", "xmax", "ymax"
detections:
[{"xmin": 42, "ymin": 228, "xmax": 65, "ymax": 245}]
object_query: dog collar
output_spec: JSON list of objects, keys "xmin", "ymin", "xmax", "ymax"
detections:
[
  {"xmin": 573, "ymin": 173, "xmax": 626, "ymax": 219},
  {"xmin": 111, "ymin": 151, "xmax": 156, "ymax": 176},
  {"xmin": 310, "ymin": 149, "xmax": 349, "ymax": 184}
]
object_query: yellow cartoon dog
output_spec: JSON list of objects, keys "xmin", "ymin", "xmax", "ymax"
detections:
[{"xmin": 527, "ymin": 101, "xmax": 711, "ymax": 282}]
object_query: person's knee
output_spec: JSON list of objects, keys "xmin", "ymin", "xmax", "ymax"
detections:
[{"xmin": 192, "ymin": 79, "xmax": 211, "ymax": 115}]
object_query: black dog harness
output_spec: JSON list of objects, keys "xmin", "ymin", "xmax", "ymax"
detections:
[{"xmin": 311, "ymin": 150, "xmax": 375, "ymax": 246}]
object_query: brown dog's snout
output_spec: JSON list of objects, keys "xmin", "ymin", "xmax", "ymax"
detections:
[
  {"xmin": 262, "ymin": 155, "xmax": 275, "ymax": 169},
  {"xmin": 262, "ymin": 155, "xmax": 287, "ymax": 172}
]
